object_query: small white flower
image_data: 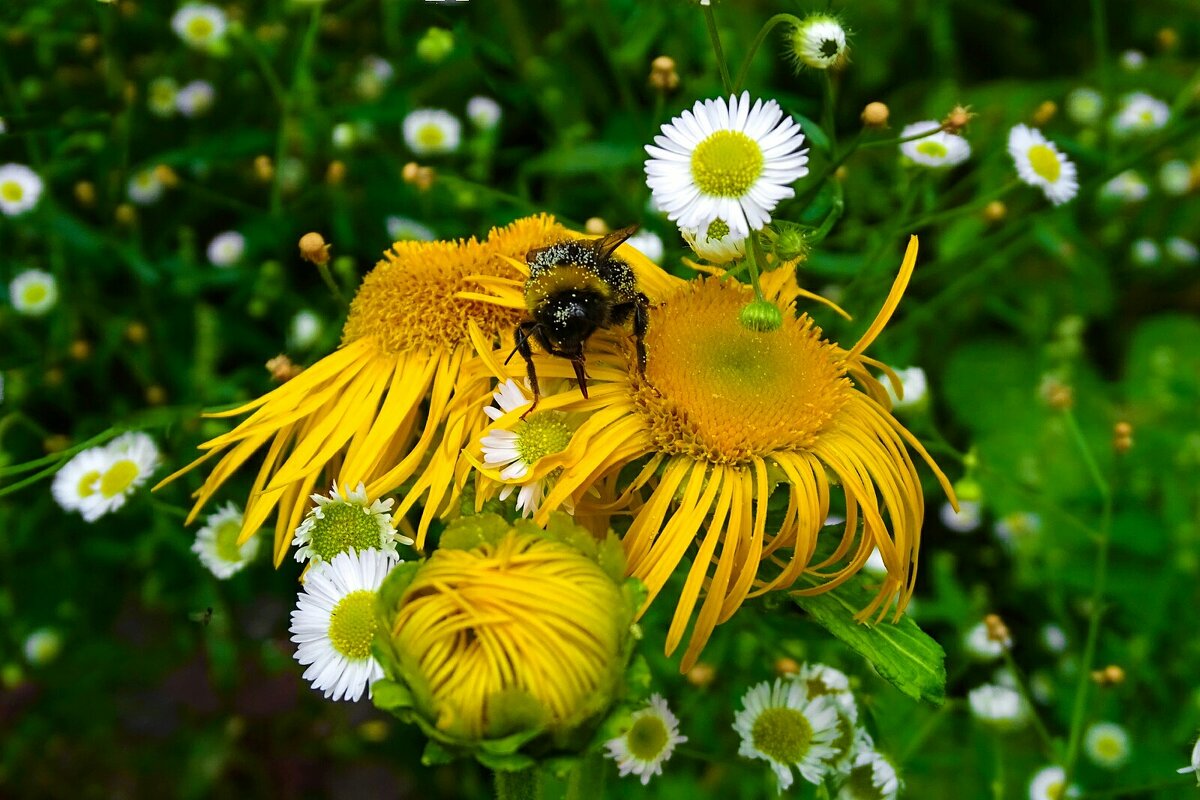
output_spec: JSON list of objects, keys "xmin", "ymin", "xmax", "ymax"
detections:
[
  {"xmin": 386, "ymin": 215, "xmax": 435, "ymax": 242},
  {"xmin": 481, "ymin": 379, "xmax": 575, "ymax": 518},
  {"xmin": 292, "ymin": 481, "xmax": 408, "ymax": 567},
  {"xmin": 899, "ymin": 122, "xmax": 970, "ymax": 168},
  {"xmin": 645, "ymin": 91, "xmax": 808, "ymax": 238},
  {"xmin": 795, "ymin": 663, "xmax": 866, "ymax": 777},
  {"xmin": 790, "ymin": 14, "xmax": 849, "ymax": 70},
  {"xmin": 76, "ymin": 432, "xmax": 159, "ymax": 522},
  {"xmin": 207, "ymin": 231, "xmax": 245, "ymax": 267},
  {"xmin": 1008, "ymin": 125, "xmax": 1078, "ymax": 205},
  {"xmin": 1029, "ymin": 766, "xmax": 1080, "ymax": 800},
  {"xmin": 1101, "ymin": 170, "xmax": 1149, "ymax": 203},
  {"xmin": 1064, "ymin": 88, "xmax": 1104, "ymax": 126},
  {"xmin": 0, "ymin": 163, "xmax": 44, "ymax": 216},
  {"xmin": 402, "ymin": 109, "xmax": 461, "ymax": 155},
  {"xmin": 23, "ymin": 628, "xmax": 63, "ymax": 666},
  {"xmin": 1131, "ymin": 238, "xmax": 1160, "ymax": 266},
  {"xmin": 1159, "ymin": 160, "xmax": 1193, "ymax": 196},
  {"xmin": 363, "ymin": 55, "xmax": 394, "ymax": 84},
  {"xmin": 733, "ymin": 677, "xmax": 841, "ymax": 790},
  {"xmin": 964, "ymin": 621, "xmax": 1008, "ymax": 660},
  {"xmin": 1119, "ymin": 49, "xmax": 1145, "ymax": 71},
  {"xmin": 192, "ymin": 502, "xmax": 260, "ymax": 579},
  {"xmin": 1084, "ymin": 722, "xmax": 1130, "ymax": 769},
  {"xmin": 1040, "ymin": 624, "xmax": 1068, "ymax": 654},
  {"xmin": 626, "ymin": 230, "xmax": 665, "ymax": 263},
  {"xmin": 837, "ymin": 750, "xmax": 900, "ymax": 800},
  {"xmin": 604, "ymin": 693, "xmax": 687, "ymax": 785},
  {"xmin": 680, "ymin": 217, "xmax": 747, "ymax": 264},
  {"xmin": 354, "ymin": 56, "xmax": 394, "ymax": 99},
  {"xmin": 171, "ymin": 3, "xmax": 227, "ymax": 51},
  {"xmin": 175, "ymin": 80, "xmax": 215, "ymax": 117},
  {"xmin": 466, "ymin": 96, "xmax": 502, "ymax": 130},
  {"xmin": 148, "ymin": 77, "xmax": 179, "ymax": 118},
  {"xmin": 884, "ymin": 366, "xmax": 927, "ymax": 410},
  {"xmin": 994, "ymin": 511, "xmax": 1041, "ymax": 550},
  {"xmin": 9, "ymin": 269, "xmax": 58, "ymax": 316},
  {"xmin": 1178, "ymin": 735, "xmax": 1200, "ymax": 785},
  {"xmin": 127, "ymin": 168, "xmax": 164, "ymax": 205},
  {"xmin": 52, "ymin": 445, "xmax": 113, "ymax": 512},
  {"xmin": 1111, "ymin": 92, "xmax": 1169, "ymax": 137},
  {"xmin": 1166, "ymin": 236, "xmax": 1199, "ymax": 265},
  {"xmin": 331, "ymin": 122, "xmax": 357, "ymax": 150},
  {"xmin": 289, "ymin": 309, "xmax": 322, "ymax": 349},
  {"xmin": 289, "ymin": 548, "xmax": 393, "ymax": 702},
  {"xmin": 941, "ymin": 499, "xmax": 981, "ymax": 533},
  {"xmin": 968, "ymin": 684, "xmax": 1029, "ymax": 729}
]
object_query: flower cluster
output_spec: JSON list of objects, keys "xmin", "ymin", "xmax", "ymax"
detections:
[{"xmin": 52, "ymin": 432, "xmax": 159, "ymax": 522}]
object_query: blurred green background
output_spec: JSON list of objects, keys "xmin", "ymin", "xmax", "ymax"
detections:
[{"xmin": 1, "ymin": 0, "xmax": 1199, "ymax": 797}]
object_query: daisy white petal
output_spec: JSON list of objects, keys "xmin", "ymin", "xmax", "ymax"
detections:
[
  {"xmin": 1178, "ymin": 735, "xmax": 1200, "ymax": 784},
  {"xmin": 604, "ymin": 693, "xmax": 687, "ymax": 785},
  {"xmin": 9, "ymin": 269, "xmax": 57, "ymax": 316},
  {"xmin": 838, "ymin": 749, "xmax": 901, "ymax": 800},
  {"xmin": 790, "ymin": 15, "xmax": 850, "ymax": 70},
  {"xmin": 680, "ymin": 217, "xmax": 746, "ymax": 264},
  {"xmin": 0, "ymin": 163, "xmax": 44, "ymax": 216},
  {"xmin": 1029, "ymin": 766, "xmax": 1080, "ymax": 800},
  {"xmin": 899, "ymin": 122, "xmax": 970, "ymax": 168},
  {"xmin": 466, "ymin": 96, "xmax": 502, "ymax": 130},
  {"xmin": 968, "ymin": 683, "xmax": 1029, "ymax": 730},
  {"xmin": 207, "ymin": 231, "xmax": 245, "ymax": 267},
  {"xmin": 1084, "ymin": 722, "xmax": 1130, "ymax": 769},
  {"xmin": 192, "ymin": 502, "xmax": 260, "ymax": 579},
  {"xmin": 171, "ymin": 3, "xmax": 227, "ymax": 51},
  {"xmin": 403, "ymin": 109, "xmax": 461, "ymax": 155},
  {"xmin": 77, "ymin": 432, "xmax": 159, "ymax": 522},
  {"xmin": 175, "ymin": 80, "xmax": 215, "ymax": 117},
  {"xmin": 386, "ymin": 216, "xmax": 435, "ymax": 242},
  {"xmin": 52, "ymin": 446, "xmax": 113, "ymax": 513},
  {"xmin": 733, "ymin": 677, "xmax": 841, "ymax": 790},
  {"xmin": 1008, "ymin": 124, "xmax": 1078, "ymax": 205},
  {"xmin": 1111, "ymin": 92, "xmax": 1169, "ymax": 137}
]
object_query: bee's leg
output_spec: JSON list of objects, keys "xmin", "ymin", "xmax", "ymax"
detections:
[
  {"xmin": 632, "ymin": 293, "xmax": 650, "ymax": 378},
  {"xmin": 570, "ymin": 354, "xmax": 589, "ymax": 399},
  {"xmin": 510, "ymin": 321, "xmax": 541, "ymax": 418}
]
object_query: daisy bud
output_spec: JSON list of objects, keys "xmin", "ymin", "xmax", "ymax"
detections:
[
  {"xmin": 941, "ymin": 105, "xmax": 975, "ymax": 133},
  {"xmin": 23, "ymin": 628, "xmax": 62, "ymax": 666},
  {"xmin": 1157, "ymin": 27, "xmax": 1179, "ymax": 52},
  {"xmin": 124, "ymin": 321, "xmax": 148, "ymax": 344},
  {"xmin": 115, "ymin": 203, "xmax": 137, "ymax": 225},
  {"xmin": 740, "ymin": 298, "xmax": 784, "ymax": 333},
  {"xmin": 401, "ymin": 161, "xmax": 435, "ymax": 191},
  {"xmin": 983, "ymin": 200, "xmax": 1007, "ymax": 223},
  {"xmin": 775, "ymin": 657, "xmax": 801, "ymax": 676},
  {"xmin": 359, "ymin": 720, "xmax": 389, "ymax": 743},
  {"xmin": 649, "ymin": 55, "xmax": 679, "ymax": 92},
  {"xmin": 686, "ymin": 662, "xmax": 717, "ymax": 688},
  {"xmin": 1091, "ymin": 665, "xmax": 1126, "ymax": 686},
  {"xmin": 73, "ymin": 180, "xmax": 96, "ymax": 208},
  {"xmin": 265, "ymin": 354, "xmax": 302, "ymax": 383},
  {"xmin": 1032, "ymin": 100, "xmax": 1058, "ymax": 126},
  {"xmin": 43, "ymin": 434, "xmax": 70, "ymax": 453},
  {"xmin": 69, "ymin": 339, "xmax": 91, "ymax": 361},
  {"xmin": 253, "ymin": 154, "xmax": 274, "ymax": 182},
  {"xmin": 78, "ymin": 33, "xmax": 101, "ymax": 55},
  {"xmin": 153, "ymin": 164, "xmax": 179, "ymax": 189},
  {"xmin": 415, "ymin": 27, "xmax": 454, "ymax": 63},
  {"xmin": 43, "ymin": 369, "xmax": 64, "ymax": 389},
  {"xmin": 790, "ymin": 13, "xmax": 850, "ymax": 71},
  {"xmin": 325, "ymin": 160, "xmax": 346, "ymax": 185},
  {"xmin": 984, "ymin": 613, "xmax": 1012, "ymax": 648},
  {"xmin": 585, "ymin": 217, "xmax": 610, "ymax": 235},
  {"xmin": 765, "ymin": 222, "xmax": 810, "ymax": 263},
  {"xmin": 146, "ymin": 385, "xmax": 167, "ymax": 405},
  {"xmin": 860, "ymin": 101, "xmax": 889, "ymax": 128},
  {"xmin": 298, "ymin": 232, "xmax": 330, "ymax": 267}
]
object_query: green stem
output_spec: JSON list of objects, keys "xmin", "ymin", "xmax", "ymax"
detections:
[
  {"xmin": 746, "ymin": 231, "xmax": 767, "ymax": 301},
  {"xmin": 859, "ymin": 124, "xmax": 947, "ymax": 150},
  {"xmin": 495, "ymin": 768, "xmax": 540, "ymax": 800},
  {"xmin": 905, "ymin": 180, "xmax": 1019, "ymax": 230},
  {"xmin": 1000, "ymin": 648, "xmax": 1059, "ymax": 760},
  {"xmin": 1080, "ymin": 775, "xmax": 1197, "ymax": 799},
  {"xmin": 897, "ymin": 703, "xmax": 953, "ymax": 764},
  {"xmin": 270, "ymin": 6, "xmax": 323, "ymax": 217},
  {"xmin": 316, "ymin": 261, "xmax": 346, "ymax": 305},
  {"xmin": 565, "ymin": 754, "xmax": 605, "ymax": 800},
  {"xmin": 732, "ymin": 13, "xmax": 802, "ymax": 92},
  {"xmin": 702, "ymin": 5, "xmax": 733, "ymax": 94},
  {"xmin": 820, "ymin": 71, "xmax": 837, "ymax": 154}
]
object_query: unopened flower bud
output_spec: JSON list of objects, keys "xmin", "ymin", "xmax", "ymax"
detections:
[
  {"xmin": 984, "ymin": 613, "xmax": 1012, "ymax": 648},
  {"xmin": 115, "ymin": 203, "xmax": 137, "ymax": 225},
  {"xmin": 649, "ymin": 55, "xmax": 679, "ymax": 91},
  {"xmin": 1157, "ymin": 28, "xmax": 1178, "ymax": 52},
  {"xmin": 790, "ymin": 13, "xmax": 850, "ymax": 71},
  {"xmin": 774, "ymin": 657, "xmax": 801, "ymax": 676},
  {"xmin": 416, "ymin": 27, "xmax": 454, "ymax": 63},
  {"xmin": 1113, "ymin": 421, "xmax": 1133, "ymax": 454},
  {"xmin": 253, "ymin": 155, "xmax": 274, "ymax": 182},
  {"xmin": 299, "ymin": 232, "xmax": 330, "ymax": 267},
  {"xmin": 584, "ymin": 217, "xmax": 609, "ymax": 235},
  {"xmin": 326, "ymin": 160, "xmax": 346, "ymax": 185},
  {"xmin": 153, "ymin": 164, "xmax": 179, "ymax": 188},
  {"xmin": 266, "ymin": 354, "xmax": 303, "ymax": 383},
  {"xmin": 1032, "ymin": 100, "xmax": 1058, "ymax": 126},
  {"xmin": 125, "ymin": 321, "xmax": 148, "ymax": 343},
  {"xmin": 146, "ymin": 385, "xmax": 167, "ymax": 405},
  {"xmin": 78, "ymin": 33, "xmax": 101, "ymax": 55},
  {"xmin": 861, "ymin": 101, "xmax": 889, "ymax": 128},
  {"xmin": 942, "ymin": 105, "xmax": 975, "ymax": 134},
  {"xmin": 1091, "ymin": 664, "xmax": 1125, "ymax": 686},
  {"xmin": 953, "ymin": 477, "xmax": 983, "ymax": 503},
  {"xmin": 983, "ymin": 200, "xmax": 1007, "ymax": 223},
  {"xmin": 401, "ymin": 161, "xmax": 435, "ymax": 191},
  {"xmin": 739, "ymin": 299, "xmax": 784, "ymax": 333},
  {"xmin": 686, "ymin": 662, "xmax": 716, "ymax": 688},
  {"xmin": 74, "ymin": 180, "xmax": 96, "ymax": 208},
  {"xmin": 767, "ymin": 224, "xmax": 809, "ymax": 263},
  {"xmin": 69, "ymin": 339, "xmax": 91, "ymax": 361}
]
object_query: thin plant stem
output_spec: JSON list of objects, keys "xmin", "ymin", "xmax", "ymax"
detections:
[
  {"xmin": 821, "ymin": 71, "xmax": 837, "ymax": 154},
  {"xmin": 732, "ymin": 13, "xmax": 802, "ymax": 92},
  {"xmin": 905, "ymin": 181, "xmax": 1019, "ymax": 230},
  {"xmin": 859, "ymin": 125, "xmax": 946, "ymax": 150},
  {"xmin": 1000, "ymin": 648, "xmax": 1059, "ymax": 760},
  {"xmin": 270, "ymin": 6, "xmax": 323, "ymax": 217},
  {"xmin": 747, "ymin": 230, "xmax": 768, "ymax": 301},
  {"xmin": 494, "ymin": 767, "xmax": 540, "ymax": 800},
  {"xmin": 702, "ymin": 5, "xmax": 734, "ymax": 94}
]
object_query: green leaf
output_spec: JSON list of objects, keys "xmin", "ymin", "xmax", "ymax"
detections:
[
  {"xmin": 792, "ymin": 577, "xmax": 946, "ymax": 705},
  {"xmin": 792, "ymin": 113, "xmax": 830, "ymax": 154}
]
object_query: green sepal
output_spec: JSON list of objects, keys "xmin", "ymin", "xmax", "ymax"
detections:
[{"xmin": 422, "ymin": 740, "xmax": 455, "ymax": 767}]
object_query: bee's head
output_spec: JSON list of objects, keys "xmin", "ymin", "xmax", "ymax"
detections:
[{"xmin": 544, "ymin": 292, "xmax": 604, "ymax": 351}]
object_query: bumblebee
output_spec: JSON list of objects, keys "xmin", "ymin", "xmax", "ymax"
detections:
[{"xmin": 507, "ymin": 225, "xmax": 650, "ymax": 416}]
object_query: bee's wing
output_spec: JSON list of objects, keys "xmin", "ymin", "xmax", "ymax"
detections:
[{"xmin": 592, "ymin": 224, "xmax": 640, "ymax": 263}]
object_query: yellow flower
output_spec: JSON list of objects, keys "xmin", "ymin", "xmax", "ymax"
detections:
[
  {"xmin": 466, "ymin": 237, "xmax": 954, "ymax": 671},
  {"xmin": 158, "ymin": 215, "xmax": 568, "ymax": 562}
]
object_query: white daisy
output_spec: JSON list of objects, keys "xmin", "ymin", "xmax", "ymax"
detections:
[
  {"xmin": 466, "ymin": 96, "xmax": 502, "ymax": 130},
  {"xmin": 645, "ymin": 91, "xmax": 809, "ymax": 237},
  {"xmin": 1040, "ymin": 624, "xmax": 1068, "ymax": 654},
  {"xmin": 626, "ymin": 230, "xmax": 665, "ymax": 263},
  {"xmin": 604, "ymin": 693, "xmax": 687, "ymax": 785},
  {"xmin": 386, "ymin": 215, "xmax": 435, "ymax": 242},
  {"xmin": 733, "ymin": 678, "xmax": 840, "ymax": 790},
  {"xmin": 680, "ymin": 217, "xmax": 747, "ymax": 264},
  {"xmin": 994, "ymin": 511, "xmax": 1041, "ymax": 550},
  {"xmin": 331, "ymin": 122, "xmax": 357, "ymax": 150},
  {"xmin": 148, "ymin": 77, "xmax": 179, "ymax": 118},
  {"xmin": 171, "ymin": 3, "xmax": 227, "ymax": 51},
  {"xmin": 192, "ymin": 502, "xmax": 260, "ymax": 579},
  {"xmin": 292, "ymin": 481, "xmax": 408, "ymax": 567},
  {"xmin": 1085, "ymin": 722, "xmax": 1130, "ymax": 769},
  {"xmin": 127, "ymin": 168, "xmax": 164, "ymax": 205},
  {"xmin": 51, "ymin": 445, "xmax": 113, "ymax": 513},
  {"xmin": 289, "ymin": 309, "xmax": 323, "ymax": 350},
  {"xmin": 23, "ymin": 628, "xmax": 63, "ymax": 666},
  {"xmin": 1029, "ymin": 766, "xmax": 1079, "ymax": 800},
  {"xmin": 1101, "ymin": 170, "xmax": 1149, "ymax": 202},
  {"xmin": 964, "ymin": 621, "xmax": 1008, "ymax": 660},
  {"xmin": 1111, "ymin": 92, "xmax": 1169, "ymax": 137},
  {"xmin": 884, "ymin": 366, "xmax": 927, "ymax": 411},
  {"xmin": 838, "ymin": 750, "xmax": 900, "ymax": 800},
  {"xmin": 289, "ymin": 548, "xmax": 393, "ymax": 702},
  {"xmin": 1131, "ymin": 238, "xmax": 1160, "ymax": 266},
  {"xmin": 207, "ymin": 231, "xmax": 245, "ymax": 267},
  {"xmin": 77, "ymin": 432, "xmax": 159, "ymax": 522},
  {"xmin": 1008, "ymin": 125, "xmax": 1079, "ymax": 205},
  {"xmin": 1166, "ymin": 236, "xmax": 1199, "ymax": 265},
  {"xmin": 1178, "ymin": 735, "xmax": 1200, "ymax": 785},
  {"xmin": 402, "ymin": 109, "xmax": 461, "ymax": 155},
  {"xmin": 1159, "ymin": 160, "xmax": 1193, "ymax": 196},
  {"xmin": 0, "ymin": 163, "xmax": 44, "ymax": 216},
  {"xmin": 795, "ymin": 663, "xmax": 865, "ymax": 776},
  {"xmin": 1119, "ymin": 49, "xmax": 1145, "ymax": 71},
  {"xmin": 899, "ymin": 122, "xmax": 970, "ymax": 168},
  {"xmin": 480, "ymin": 379, "xmax": 575, "ymax": 518},
  {"xmin": 941, "ymin": 499, "xmax": 981, "ymax": 533},
  {"xmin": 968, "ymin": 684, "xmax": 1029, "ymax": 730},
  {"xmin": 354, "ymin": 56, "xmax": 394, "ymax": 100},
  {"xmin": 790, "ymin": 14, "xmax": 850, "ymax": 70},
  {"xmin": 9, "ymin": 269, "xmax": 58, "ymax": 316},
  {"xmin": 1064, "ymin": 88, "xmax": 1104, "ymax": 126},
  {"xmin": 175, "ymin": 80, "xmax": 215, "ymax": 117}
]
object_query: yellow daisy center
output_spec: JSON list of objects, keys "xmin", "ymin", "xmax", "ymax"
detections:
[
  {"xmin": 99, "ymin": 459, "xmax": 140, "ymax": 498},
  {"xmin": 915, "ymin": 140, "xmax": 948, "ymax": 159},
  {"xmin": 76, "ymin": 470, "xmax": 101, "ymax": 498},
  {"xmin": 1096, "ymin": 735, "xmax": 1123, "ymax": 759},
  {"xmin": 416, "ymin": 124, "xmax": 445, "ymax": 149},
  {"xmin": 213, "ymin": 519, "xmax": 244, "ymax": 563},
  {"xmin": 328, "ymin": 589, "xmax": 378, "ymax": 660},
  {"xmin": 1139, "ymin": 110, "xmax": 1154, "ymax": 124},
  {"xmin": 341, "ymin": 215, "xmax": 566, "ymax": 354},
  {"xmin": 515, "ymin": 411, "xmax": 573, "ymax": 464},
  {"xmin": 1027, "ymin": 144, "xmax": 1061, "ymax": 182},
  {"xmin": 751, "ymin": 706, "xmax": 813, "ymax": 764},
  {"xmin": 1045, "ymin": 780, "xmax": 1065, "ymax": 800},
  {"xmin": 633, "ymin": 279, "xmax": 851, "ymax": 463},
  {"xmin": 186, "ymin": 15, "xmax": 214, "ymax": 41},
  {"xmin": 1, "ymin": 181, "xmax": 24, "ymax": 202},
  {"xmin": 626, "ymin": 714, "xmax": 670, "ymax": 760},
  {"xmin": 21, "ymin": 284, "xmax": 47, "ymax": 306},
  {"xmin": 307, "ymin": 503, "xmax": 385, "ymax": 562},
  {"xmin": 691, "ymin": 130, "xmax": 764, "ymax": 197}
]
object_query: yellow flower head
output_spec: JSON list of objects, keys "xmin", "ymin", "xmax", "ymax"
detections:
[
  {"xmin": 157, "ymin": 215, "xmax": 566, "ymax": 562},
  {"xmin": 466, "ymin": 237, "xmax": 954, "ymax": 671}
]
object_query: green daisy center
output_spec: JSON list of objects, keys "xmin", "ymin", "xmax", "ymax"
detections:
[
  {"xmin": 77, "ymin": 470, "xmax": 101, "ymax": 498},
  {"xmin": 214, "ymin": 519, "xmax": 244, "ymax": 564},
  {"xmin": 915, "ymin": 140, "xmax": 948, "ymax": 159},
  {"xmin": 328, "ymin": 589, "xmax": 378, "ymax": 660},
  {"xmin": 1, "ymin": 181, "xmax": 24, "ymax": 202},
  {"xmin": 825, "ymin": 713, "xmax": 853, "ymax": 763},
  {"xmin": 1027, "ymin": 144, "xmax": 1061, "ymax": 182},
  {"xmin": 706, "ymin": 218, "xmax": 731, "ymax": 241},
  {"xmin": 751, "ymin": 706, "xmax": 814, "ymax": 765},
  {"xmin": 691, "ymin": 130, "xmax": 764, "ymax": 197},
  {"xmin": 515, "ymin": 411, "xmax": 573, "ymax": 464},
  {"xmin": 99, "ymin": 459, "xmax": 140, "ymax": 498},
  {"xmin": 417, "ymin": 124, "xmax": 446, "ymax": 149},
  {"xmin": 308, "ymin": 502, "xmax": 385, "ymax": 561},
  {"xmin": 186, "ymin": 16, "xmax": 214, "ymax": 41},
  {"xmin": 844, "ymin": 760, "xmax": 881, "ymax": 799},
  {"xmin": 626, "ymin": 714, "xmax": 670, "ymax": 761},
  {"xmin": 21, "ymin": 284, "xmax": 47, "ymax": 305},
  {"xmin": 1095, "ymin": 736, "xmax": 1123, "ymax": 759}
]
